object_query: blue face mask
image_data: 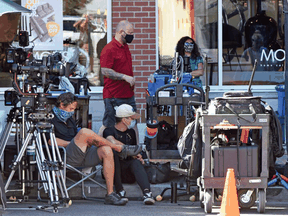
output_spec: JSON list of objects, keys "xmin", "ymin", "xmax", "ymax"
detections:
[
  {"xmin": 53, "ymin": 106, "xmax": 74, "ymax": 122},
  {"xmin": 126, "ymin": 119, "xmax": 136, "ymax": 129}
]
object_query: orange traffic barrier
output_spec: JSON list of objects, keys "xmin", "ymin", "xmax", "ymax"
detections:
[{"xmin": 219, "ymin": 168, "xmax": 240, "ymax": 216}]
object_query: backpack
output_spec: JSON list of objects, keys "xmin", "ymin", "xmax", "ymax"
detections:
[
  {"xmin": 177, "ymin": 120, "xmax": 202, "ymax": 178},
  {"xmin": 157, "ymin": 120, "xmax": 178, "ymax": 150}
]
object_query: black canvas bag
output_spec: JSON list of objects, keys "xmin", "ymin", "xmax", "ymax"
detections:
[
  {"xmin": 215, "ymin": 96, "xmax": 264, "ymax": 115},
  {"xmin": 144, "ymin": 161, "xmax": 171, "ymax": 184},
  {"xmin": 157, "ymin": 120, "xmax": 178, "ymax": 150},
  {"xmin": 214, "ymin": 91, "xmax": 265, "ymax": 115}
]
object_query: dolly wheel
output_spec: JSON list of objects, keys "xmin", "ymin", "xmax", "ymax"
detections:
[
  {"xmin": 238, "ymin": 189, "xmax": 256, "ymax": 209},
  {"xmin": 204, "ymin": 189, "xmax": 212, "ymax": 214},
  {"xmin": 257, "ymin": 189, "xmax": 266, "ymax": 213}
]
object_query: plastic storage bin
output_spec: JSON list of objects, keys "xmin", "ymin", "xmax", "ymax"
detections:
[
  {"xmin": 275, "ymin": 84, "xmax": 286, "ymax": 142},
  {"xmin": 275, "ymin": 84, "xmax": 285, "ymax": 117}
]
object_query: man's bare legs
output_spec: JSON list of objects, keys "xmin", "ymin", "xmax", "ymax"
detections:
[
  {"xmin": 71, "ymin": 128, "xmax": 118, "ymax": 195},
  {"xmin": 71, "ymin": 128, "xmax": 142, "ymax": 194},
  {"xmin": 73, "ymin": 128, "xmax": 123, "ymax": 152},
  {"xmin": 97, "ymin": 146, "xmax": 114, "ymax": 194}
]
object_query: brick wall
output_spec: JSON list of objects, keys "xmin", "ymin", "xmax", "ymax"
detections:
[{"xmin": 112, "ymin": 0, "xmax": 157, "ymax": 123}]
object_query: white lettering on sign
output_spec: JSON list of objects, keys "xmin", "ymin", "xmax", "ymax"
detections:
[{"xmin": 261, "ymin": 49, "xmax": 285, "ymax": 62}]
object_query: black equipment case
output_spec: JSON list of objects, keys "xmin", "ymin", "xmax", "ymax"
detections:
[{"xmin": 211, "ymin": 145, "xmax": 259, "ymax": 177}]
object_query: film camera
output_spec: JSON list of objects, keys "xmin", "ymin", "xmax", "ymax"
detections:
[
  {"xmin": 4, "ymin": 31, "xmax": 72, "ymax": 111},
  {"xmin": 5, "ymin": 31, "xmax": 31, "ymax": 65}
]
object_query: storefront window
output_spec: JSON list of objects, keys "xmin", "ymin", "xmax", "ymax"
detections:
[
  {"xmin": 158, "ymin": 0, "xmax": 285, "ymax": 87},
  {"xmin": 63, "ymin": 0, "xmax": 107, "ymax": 86},
  {"xmin": 158, "ymin": 0, "xmax": 197, "ymax": 70},
  {"xmin": 0, "ymin": 0, "xmax": 107, "ymax": 87},
  {"xmin": 219, "ymin": 0, "xmax": 285, "ymax": 86}
]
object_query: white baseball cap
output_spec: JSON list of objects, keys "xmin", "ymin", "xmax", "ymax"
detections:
[{"xmin": 115, "ymin": 104, "xmax": 141, "ymax": 119}]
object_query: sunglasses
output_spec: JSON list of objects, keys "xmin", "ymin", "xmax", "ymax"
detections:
[{"xmin": 184, "ymin": 42, "xmax": 194, "ymax": 50}]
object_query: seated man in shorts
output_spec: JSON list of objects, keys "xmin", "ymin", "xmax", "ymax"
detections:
[
  {"xmin": 48, "ymin": 92, "xmax": 143, "ymax": 205},
  {"xmin": 103, "ymin": 104, "xmax": 155, "ymax": 205}
]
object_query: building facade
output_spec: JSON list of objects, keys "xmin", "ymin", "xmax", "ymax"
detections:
[{"xmin": 0, "ymin": 0, "xmax": 284, "ymax": 137}]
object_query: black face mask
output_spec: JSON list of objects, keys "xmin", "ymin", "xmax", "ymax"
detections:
[{"xmin": 124, "ymin": 32, "xmax": 134, "ymax": 43}]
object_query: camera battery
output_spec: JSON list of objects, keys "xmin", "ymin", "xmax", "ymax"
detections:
[
  {"xmin": 4, "ymin": 90, "xmax": 19, "ymax": 106},
  {"xmin": 21, "ymin": 96, "xmax": 35, "ymax": 108},
  {"xmin": 19, "ymin": 31, "xmax": 29, "ymax": 47}
]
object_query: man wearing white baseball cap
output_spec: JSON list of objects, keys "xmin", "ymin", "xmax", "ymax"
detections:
[{"xmin": 103, "ymin": 104, "xmax": 155, "ymax": 205}]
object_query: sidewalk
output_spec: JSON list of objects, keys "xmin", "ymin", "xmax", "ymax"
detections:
[
  {"xmin": 2, "ymin": 136, "xmax": 288, "ymax": 203},
  {"xmin": 5, "ymin": 158, "xmax": 288, "ymax": 203}
]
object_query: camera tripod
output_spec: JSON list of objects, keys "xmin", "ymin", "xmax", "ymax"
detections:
[
  {"xmin": 0, "ymin": 106, "xmax": 25, "ymax": 185},
  {"xmin": 0, "ymin": 109, "xmax": 71, "ymax": 213}
]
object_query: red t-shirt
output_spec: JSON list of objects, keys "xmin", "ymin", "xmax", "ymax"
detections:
[{"xmin": 100, "ymin": 38, "xmax": 134, "ymax": 99}]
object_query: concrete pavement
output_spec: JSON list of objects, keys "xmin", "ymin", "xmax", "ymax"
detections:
[{"xmin": 1, "ymin": 200, "xmax": 288, "ymax": 216}]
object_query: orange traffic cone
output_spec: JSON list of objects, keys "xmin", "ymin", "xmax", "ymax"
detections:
[{"xmin": 219, "ymin": 168, "xmax": 240, "ymax": 216}]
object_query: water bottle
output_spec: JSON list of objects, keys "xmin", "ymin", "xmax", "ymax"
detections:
[
  {"xmin": 27, "ymin": 145, "xmax": 36, "ymax": 164},
  {"xmin": 79, "ymin": 85, "xmax": 85, "ymax": 96}
]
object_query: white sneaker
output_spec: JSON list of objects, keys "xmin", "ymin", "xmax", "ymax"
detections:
[{"xmin": 143, "ymin": 192, "xmax": 155, "ymax": 205}]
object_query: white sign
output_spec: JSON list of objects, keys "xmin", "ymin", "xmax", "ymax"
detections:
[
  {"xmin": 261, "ymin": 49, "xmax": 285, "ymax": 62},
  {"xmin": 22, "ymin": 0, "xmax": 63, "ymax": 51}
]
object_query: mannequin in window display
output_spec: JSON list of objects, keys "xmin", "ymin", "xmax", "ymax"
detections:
[
  {"xmin": 73, "ymin": 14, "xmax": 96, "ymax": 73},
  {"xmin": 175, "ymin": 36, "xmax": 204, "ymax": 88},
  {"xmin": 243, "ymin": 2, "xmax": 282, "ymax": 71},
  {"xmin": 241, "ymin": 30, "xmax": 269, "ymax": 71}
]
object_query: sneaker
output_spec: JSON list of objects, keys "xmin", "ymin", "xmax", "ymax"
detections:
[
  {"xmin": 104, "ymin": 192, "xmax": 127, "ymax": 206},
  {"xmin": 117, "ymin": 190, "xmax": 129, "ymax": 203},
  {"xmin": 143, "ymin": 192, "xmax": 155, "ymax": 205},
  {"xmin": 117, "ymin": 145, "xmax": 144, "ymax": 160}
]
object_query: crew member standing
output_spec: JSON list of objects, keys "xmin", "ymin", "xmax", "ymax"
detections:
[{"xmin": 99, "ymin": 20, "xmax": 139, "ymax": 142}]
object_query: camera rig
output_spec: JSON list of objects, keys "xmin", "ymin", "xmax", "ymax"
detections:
[
  {"xmin": 5, "ymin": 45, "xmax": 73, "ymax": 111},
  {"xmin": 0, "ymin": 31, "xmax": 73, "ymax": 212}
]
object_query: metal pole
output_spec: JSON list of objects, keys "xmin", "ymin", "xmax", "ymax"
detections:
[{"xmin": 284, "ymin": 0, "xmax": 288, "ymax": 153}]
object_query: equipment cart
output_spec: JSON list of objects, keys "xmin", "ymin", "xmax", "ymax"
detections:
[
  {"xmin": 198, "ymin": 112, "xmax": 270, "ymax": 213},
  {"xmin": 146, "ymin": 83, "xmax": 205, "ymax": 159}
]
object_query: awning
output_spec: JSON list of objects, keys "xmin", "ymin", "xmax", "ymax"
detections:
[{"xmin": 0, "ymin": 0, "xmax": 31, "ymax": 16}]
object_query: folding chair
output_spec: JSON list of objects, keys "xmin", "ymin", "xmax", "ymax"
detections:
[{"xmin": 59, "ymin": 146, "xmax": 106, "ymax": 200}]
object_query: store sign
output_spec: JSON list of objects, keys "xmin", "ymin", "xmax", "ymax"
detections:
[
  {"xmin": 261, "ymin": 49, "xmax": 285, "ymax": 66},
  {"xmin": 22, "ymin": 0, "xmax": 63, "ymax": 51}
]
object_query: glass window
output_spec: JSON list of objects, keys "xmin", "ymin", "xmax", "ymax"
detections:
[
  {"xmin": 158, "ymin": 0, "xmax": 196, "ymax": 68},
  {"xmin": 63, "ymin": 0, "xmax": 107, "ymax": 86},
  {"xmin": 158, "ymin": 0, "xmax": 285, "ymax": 87},
  {"xmin": 0, "ymin": 0, "xmax": 22, "ymax": 87},
  {"xmin": 219, "ymin": 0, "xmax": 285, "ymax": 86},
  {"xmin": 0, "ymin": 0, "xmax": 108, "ymax": 87}
]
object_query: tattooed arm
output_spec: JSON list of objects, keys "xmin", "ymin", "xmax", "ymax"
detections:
[
  {"xmin": 101, "ymin": 67, "xmax": 135, "ymax": 86},
  {"xmin": 101, "ymin": 67, "xmax": 125, "ymax": 80}
]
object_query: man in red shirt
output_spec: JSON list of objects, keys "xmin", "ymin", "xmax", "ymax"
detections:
[{"xmin": 99, "ymin": 20, "xmax": 138, "ymax": 141}]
